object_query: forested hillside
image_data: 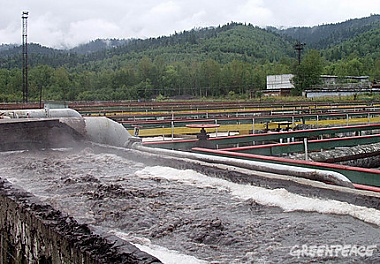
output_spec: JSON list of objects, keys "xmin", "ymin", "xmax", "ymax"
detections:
[
  {"xmin": 0, "ymin": 23, "xmax": 294, "ymax": 68},
  {"xmin": 0, "ymin": 16, "xmax": 380, "ymax": 102},
  {"xmin": 275, "ymin": 14, "xmax": 380, "ymax": 49}
]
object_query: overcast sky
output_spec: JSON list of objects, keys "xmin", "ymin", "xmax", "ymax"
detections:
[{"xmin": 1, "ymin": 0, "xmax": 380, "ymax": 49}]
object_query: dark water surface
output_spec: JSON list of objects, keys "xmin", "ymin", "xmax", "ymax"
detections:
[{"xmin": 0, "ymin": 148, "xmax": 379, "ymax": 263}]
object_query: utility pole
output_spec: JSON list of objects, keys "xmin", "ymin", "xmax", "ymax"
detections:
[
  {"xmin": 294, "ymin": 41, "xmax": 306, "ymax": 65},
  {"xmin": 294, "ymin": 41, "xmax": 306, "ymax": 93},
  {"xmin": 22, "ymin": 11, "xmax": 29, "ymax": 103}
]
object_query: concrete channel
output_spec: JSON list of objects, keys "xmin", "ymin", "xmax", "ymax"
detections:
[{"xmin": 1, "ymin": 107, "xmax": 380, "ymax": 263}]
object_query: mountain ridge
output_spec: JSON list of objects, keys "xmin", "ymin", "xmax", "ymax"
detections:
[
  {"xmin": 1, "ymin": 14, "xmax": 379, "ymax": 59},
  {"xmin": 272, "ymin": 14, "xmax": 380, "ymax": 49}
]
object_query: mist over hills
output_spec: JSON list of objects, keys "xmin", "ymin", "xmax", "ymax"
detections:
[
  {"xmin": 0, "ymin": 14, "xmax": 379, "ymax": 66},
  {"xmin": 71, "ymin": 14, "xmax": 380, "ymax": 55},
  {"xmin": 273, "ymin": 14, "xmax": 380, "ymax": 49}
]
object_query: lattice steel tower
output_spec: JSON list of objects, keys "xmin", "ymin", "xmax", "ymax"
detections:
[
  {"xmin": 294, "ymin": 41, "xmax": 306, "ymax": 65},
  {"xmin": 22, "ymin": 11, "xmax": 29, "ymax": 103}
]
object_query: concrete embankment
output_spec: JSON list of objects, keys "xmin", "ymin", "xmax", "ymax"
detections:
[{"xmin": 0, "ymin": 177, "xmax": 161, "ymax": 264}]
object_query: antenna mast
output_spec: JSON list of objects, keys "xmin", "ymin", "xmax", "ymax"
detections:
[
  {"xmin": 22, "ymin": 11, "xmax": 29, "ymax": 103},
  {"xmin": 294, "ymin": 41, "xmax": 306, "ymax": 65}
]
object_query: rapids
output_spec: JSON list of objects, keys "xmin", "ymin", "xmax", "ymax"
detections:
[{"xmin": 0, "ymin": 147, "xmax": 379, "ymax": 263}]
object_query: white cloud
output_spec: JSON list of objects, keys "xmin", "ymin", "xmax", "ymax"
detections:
[
  {"xmin": 0, "ymin": 0, "xmax": 380, "ymax": 48},
  {"xmin": 127, "ymin": 1, "xmax": 183, "ymax": 38},
  {"xmin": 265, "ymin": 0, "xmax": 377, "ymax": 27},
  {"xmin": 64, "ymin": 19, "xmax": 121, "ymax": 48},
  {"xmin": 232, "ymin": 0, "xmax": 274, "ymax": 26}
]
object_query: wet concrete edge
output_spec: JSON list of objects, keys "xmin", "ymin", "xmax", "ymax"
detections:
[{"xmin": 0, "ymin": 177, "xmax": 162, "ymax": 264}]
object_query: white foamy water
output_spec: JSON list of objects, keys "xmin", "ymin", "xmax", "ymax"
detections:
[
  {"xmin": 136, "ymin": 166, "xmax": 380, "ymax": 227},
  {"xmin": 1, "ymin": 149, "xmax": 379, "ymax": 263},
  {"xmin": 110, "ymin": 230, "xmax": 208, "ymax": 264}
]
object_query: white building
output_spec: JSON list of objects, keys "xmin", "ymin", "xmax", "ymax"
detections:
[
  {"xmin": 263, "ymin": 74, "xmax": 294, "ymax": 96},
  {"xmin": 266, "ymin": 74, "xmax": 295, "ymax": 90}
]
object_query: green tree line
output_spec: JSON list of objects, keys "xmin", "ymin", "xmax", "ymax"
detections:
[
  {"xmin": 0, "ymin": 57, "xmax": 292, "ymax": 102},
  {"xmin": 1, "ymin": 51, "xmax": 379, "ymax": 102}
]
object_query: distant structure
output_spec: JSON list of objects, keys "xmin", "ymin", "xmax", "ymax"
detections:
[
  {"xmin": 266, "ymin": 74, "xmax": 295, "ymax": 90},
  {"xmin": 22, "ymin": 11, "xmax": 29, "ymax": 103},
  {"xmin": 319, "ymin": 75, "xmax": 370, "ymax": 87},
  {"xmin": 304, "ymin": 75, "xmax": 373, "ymax": 98},
  {"xmin": 264, "ymin": 74, "xmax": 294, "ymax": 96},
  {"xmin": 294, "ymin": 41, "xmax": 306, "ymax": 65},
  {"xmin": 264, "ymin": 74, "xmax": 377, "ymax": 98}
]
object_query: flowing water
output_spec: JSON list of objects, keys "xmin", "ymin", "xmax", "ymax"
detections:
[{"xmin": 0, "ymin": 147, "xmax": 379, "ymax": 263}]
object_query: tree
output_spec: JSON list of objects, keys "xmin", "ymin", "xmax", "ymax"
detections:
[
  {"xmin": 138, "ymin": 56, "xmax": 156, "ymax": 83},
  {"xmin": 162, "ymin": 65, "xmax": 179, "ymax": 96},
  {"xmin": 200, "ymin": 59, "xmax": 221, "ymax": 97},
  {"xmin": 370, "ymin": 59, "xmax": 380, "ymax": 81},
  {"xmin": 292, "ymin": 50, "xmax": 324, "ymax": 95},
  {"xmin": 0, "ymin": 69, "xmax": 9, "ymax": 96},
  {"xmin": 345, "ymin": 58, "xmax": 364, "ymax": 76},
  {"xmin": 50, "ymin": 67, "xmax": 71, "ymax": 100},
  {"xmin": 29, "ymin": 65, "xmax": 54, "ymax": 101},
  {"xmin": 7, "ymin": 69, "xmax": 23, "ymax": 101}
]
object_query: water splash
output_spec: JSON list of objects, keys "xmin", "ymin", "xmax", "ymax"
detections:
[
  {"xmin": 110, "ymin": 230, "xmax": 208, "ymax": 264},
  {"xmin": 136, "ymin": 166, "xmax": 380, "ymax": 226}
]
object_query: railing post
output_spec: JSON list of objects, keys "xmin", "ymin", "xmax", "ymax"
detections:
[
  {"xmin": 171, "ymin": 121, "xmax": 174, "ymax": 140},
  {"xmin": 304, "ymin": 138, "xmax": 309, "ymax": 161}
]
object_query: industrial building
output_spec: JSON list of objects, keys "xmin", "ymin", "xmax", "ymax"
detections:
[{"xmin": 264, "ymin": 74, "xmax": 377, "ymax": 97}]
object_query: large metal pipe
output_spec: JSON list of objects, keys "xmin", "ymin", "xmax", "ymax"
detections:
[
  {"xmin": 1, "ymin": 108, "xmax": 141, "ymax": 148},
  {"xmin": 1, "ymin": 108, "xmax": 82, "ymax": 118},
  {"xmin": 133, "ymin": 143, "xmax": 353, "ymax": 188},
  {"xmin": 83, "ymin": 117, "xmax": 140, "ymax": 148}
]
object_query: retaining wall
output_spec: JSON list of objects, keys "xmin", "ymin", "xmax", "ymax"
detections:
[{"xmin": 0, "ymin": 178, "xmax": 161, "ymax": 264}]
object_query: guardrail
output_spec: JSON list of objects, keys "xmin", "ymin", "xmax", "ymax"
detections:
[
  {"xmin": 219, "ymin": 134, "xmax": 380, "ymax": 156},
  {"xmin": 143, "ymin": 123, "xmax": 380, "ymax": 150}
]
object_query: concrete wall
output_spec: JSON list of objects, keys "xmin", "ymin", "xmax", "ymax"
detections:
[{"xmin": 0, "ymin": 178, "xmax": 161, "ymax": 264}]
